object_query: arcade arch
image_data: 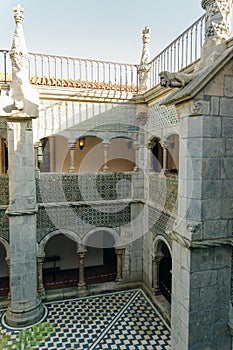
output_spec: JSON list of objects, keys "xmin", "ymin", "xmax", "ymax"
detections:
[{"xmin": 153, "ymin": 237, "xmax": 172, "ymax": 303}]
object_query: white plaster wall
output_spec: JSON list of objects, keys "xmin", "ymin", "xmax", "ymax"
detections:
[
  {"xmin": 0, "ymin": 244, "xmax": 8, "ymax": 277},
  {"xmin": 55, "ymin": 136, "xmax": 135, "ymax": 173},
  {"xmin": 52, "ymin": 135, "xmax": 69, "ymax": 172}
]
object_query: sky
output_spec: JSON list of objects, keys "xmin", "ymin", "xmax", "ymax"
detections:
[{"xmin": 0, "ymin": 0, "xmax": 230, "ymax": 64}]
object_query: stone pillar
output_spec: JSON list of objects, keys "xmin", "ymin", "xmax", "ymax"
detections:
[
  {"xmin": 3, "ymin": 4, "xmax": 44, "ymax": 327},
  {"xmin": 133, "ymin": 142, "xmax": 140, "ymax": 172},
  {"xmin": 170, "ymin": 79, "xmax": 233, "ymax": 348},
  {"xmin": 102, "ymin": 140, "xmax": 111, "ymax": 172},
  {"xmin": 160, "ymin": 141, "xmax": 167, "ymax": 173},
  {"xmin": 68, "ymin": 140, "xmax": 76, "ymax": 173},
  {"xmin": 77, "ymin": 247, "xmax": 87, "ymax": 290},
  {"xmin": 6, "ymin": 257, "xmax": 11, "ymax": 300},
  {"xmin": 146, "ymin": 141, "xmax": 154, "ymax": 172},
  {"xmin": 37, "ymin": 256, "xmax": 45, "ymax": 297},
  {"xmin": 152, "ymin": 253, "xmax": 164, "ymax": 295},
  {"xmin": 115, "ymin": 248, "xmax": 124, "ymax": 283},
  {"xmin": 34, "ymin": 142, "xmax": 40, "ymax": 172}
]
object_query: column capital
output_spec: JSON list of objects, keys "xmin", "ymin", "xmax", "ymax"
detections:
[
  {"xmin": 102, "ymin": 140, "xmax": 111, "ymax": 148},
  {"xmin": 153, "ymin": 252, "xmax": 164, "ymax": 263},
  {"xmin": 68, "ymin": 140, "xmax": 76, "ymax": 150},
  {"xmin": 146, "ymin": 141, "xmax": 155, "ymax": 150}
]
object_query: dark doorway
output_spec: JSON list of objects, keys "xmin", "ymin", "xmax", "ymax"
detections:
[
  {"xmin": 103, "ymin": 247, "xmax": 117, "ymax": 267},
  {"xmin": 159, "ymin": 243, "xmax": 172, "ymax": 303}
]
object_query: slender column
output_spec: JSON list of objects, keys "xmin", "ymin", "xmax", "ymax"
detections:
[
  {"xmin": 37, "ymin": 256, "xmax": 45, "ymax": 297},
  {"xmin": 49, "ymin": 137, "xmax": 55, "ymax": 172},
  {"xmin": 152, "ymin": 253, "xmax": 164, "ymax": 295},
  {"xmin": 146, "ymin": 141, "xmax": 155, "ymax": 172},
  {"xmin": 6, "ymin": 257, "xmax": 11, "ymax": 300},
  {"xmin": 160, "ymin": 141, "xmax": 167, "ymax": 173},
  {"xmin": 34, "ymin": 142, "xmax": 40, "ymax": 172},
  {"xmin": 133, "ymin": 142, "xmax": 140, "ymax": 172},
  {"xmin": 68, "ymin": 140, "xmax": 76, "ymax": 173},
  {"xmin": 102, "ymin": 140, "xmax": 111, "ymax": 172},
  {"xmin": 115, "ymin": 248, "xmax": 124, "ymax": 283},
  {"xmin": 4, "ymin": 5, "xmax": 44, "ymax": 327},
  {"xmin": 77, "ymin": 246, "xmax": 87, "ymax": 290}
]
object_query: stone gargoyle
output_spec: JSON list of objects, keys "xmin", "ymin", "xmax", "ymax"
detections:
[{"xmin": 159, "ymin": 71, "xmax": 194, "ymax": 88}]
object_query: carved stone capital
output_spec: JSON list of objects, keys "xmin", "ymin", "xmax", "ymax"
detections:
[{"xmin": 68, "ymin": 140, "xmax": 76, "ymax": 150}]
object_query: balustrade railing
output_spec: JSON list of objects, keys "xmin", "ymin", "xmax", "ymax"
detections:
[
  {"xmin": 148, "ymin": 14, "xmax": 205, "ymax": 88},
  {"xmin": 0, "ymin": 14, "xmax": 205, "ymax": 93},
  {"xmin": 0, "ymin": 50, "xmax": 138, "ymax": 93}
]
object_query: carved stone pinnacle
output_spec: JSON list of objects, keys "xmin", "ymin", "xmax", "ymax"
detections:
[{"xmin": 14, "ymin": 4, "xmax": 24, "ymax": 23}]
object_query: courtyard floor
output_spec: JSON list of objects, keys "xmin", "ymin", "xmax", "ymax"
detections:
[{"xmin": 0, "ymin": 289, "xmax": 171, "ymax": 349}]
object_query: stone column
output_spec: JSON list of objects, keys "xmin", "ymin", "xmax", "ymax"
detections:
[
  {"xmin": 4, "ymin": 4, "xmax": 44, "ymax": 327},
  {"xmin": 68, "ymin": 140, "xmax": 76, "ymax": 173},
  {"xmin": 115, "ymin": 248, "xmax": 124, "ymax": 283},
  {"xmin": 160, "ymin": 141, "xmax": 167, "ymax": 173},
  {"xmin": 146, "ymin": 141, "xmax": 154, "ymax": 172},
  {"xmin": 77, "ymin": 247, "xmax": 87, "ymax": 290},
  {"xmin": 5, "ymin": 120, "xmax": 44, "ymax": 327},
  {"xmin": 34, "ymin": 142, "xmax": 40, "ymax": 172},
  {"xmin": 102, "ymin": 140, "xmax": 111, "ymax": 172},
  {"xmin": 152, "ymin": 253, "xmax": 164, "ymax": 295},
  {"xmin": 133, "ymin": 142, "xmax": 140, "ymax": 172},
  {"xmin": 6, "ymin": 257, "xmax": 11, "ymax": 300},
  {"xmin": 37, "ymin": 256, "xmax": 45, "ymax": 297}
]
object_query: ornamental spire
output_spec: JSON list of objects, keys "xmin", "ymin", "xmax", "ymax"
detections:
[
  {"xmin": 196, "ymin": 0, "xmax": 233, "ymax": 69},
  {"xmin": 202, "ymin": 0, "xmax": 233, "ymax": 40},
  {"xmin": 138, "ymin": 26, "xmax": 151, "ymax": 93},
  {"xmin": 9, "ymin": 4, "xmax": 39, "ymax": 117}
]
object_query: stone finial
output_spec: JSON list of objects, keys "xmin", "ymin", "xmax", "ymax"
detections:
[
  {"xmin": 138, "ymin": 26, "xmax": 151, "ymax": 93},
  {"xmin": 195, "ymin": 0, "xmax": 233, "ymax": 70},
  {"xmin": 202, "ymin": 0, "xmax": 233, "ymax": 40},
  {"xmin": 14, "ymin": 4, "xmax": 24, "ymax": 24},
  {"xmin": 9, "ymin": 4, "xmax": 39, "ymax": 117}
]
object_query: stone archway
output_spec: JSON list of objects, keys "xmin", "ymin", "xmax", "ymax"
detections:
[
  {"xmin": 82, "ymin": 228, "xmax": 122, "ymax": 284},
  {"xmin": 153, "ymin": 236, "xmax": 172, "ymax": 303},
  {"xmin": 37, "ymin": 230, "xmax": 81, "ymax": 293}
]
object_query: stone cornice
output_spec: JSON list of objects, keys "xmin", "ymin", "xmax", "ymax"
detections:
[{"xmin": 168, "ymin": 230, "xmax": 233, "ymax": 249}]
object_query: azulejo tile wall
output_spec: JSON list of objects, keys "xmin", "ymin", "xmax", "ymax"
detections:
[
  {"xmin": 0, "ymin": 176, "xmax": 9, "ymax": 241},
  {"xmin": 0, "ymin": 210, "xmax": 9, "ymax": 242},
  {"xmin": 149, "ymin": 174, "xmax": 178, "ymax": 214},
  {"xmin": 0, "ymin": 176, "xmax": 9, "ymax": 206},
  {"xmin": 36, "ymin": 173, "xmax": 132, "ymax": 203},
  {"xmin": 148, "ymin": 206, "xmax": 175, "ymax": 240},
  {"xmin": 37, "ymin": 204, "xmax": 131, "ymax": 243}
]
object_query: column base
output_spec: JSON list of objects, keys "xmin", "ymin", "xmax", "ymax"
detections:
[
  {"xmin": 5, "ymin": 301, "xmax": 45, "ymax": 328},
  {"xmin": 153, "ymin": 287, "xmax": 162, "ymax": 296},
  {"xmin": 78, "ymin": 283, "xmax": 86, "ymax": 291}
]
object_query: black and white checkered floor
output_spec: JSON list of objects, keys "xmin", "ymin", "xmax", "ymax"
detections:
[{"xmin": 0, "ymin": 289, "xmax": 171, "ymax": 349}]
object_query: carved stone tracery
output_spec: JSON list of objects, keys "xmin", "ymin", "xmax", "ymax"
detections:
[{"xmin": 202, "ymin": 0, "xmax": 233, "ymax": 40}]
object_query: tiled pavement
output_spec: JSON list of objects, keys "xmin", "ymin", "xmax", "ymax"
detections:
[{"xmin": 0, "ymin": 289, "xmax": 171, "ymax": 349}]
